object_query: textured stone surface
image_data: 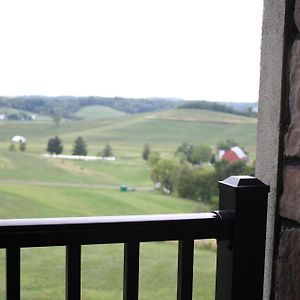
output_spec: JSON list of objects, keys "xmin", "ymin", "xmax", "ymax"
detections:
[
  {"xmin": 280, "ymin": 165, "xmax": 300, "ymax": 222},
  {"xmin": 275, "ymin": 228, "xmax": 300, "ymax": 300},
  {"xmin": 285, "ymin": 40, "xmax": 300, "ymax": 157},
  {"xmin": 285, "ymin": 127, "xmax": 300, "ymax": 157},
  {"xmin": 295, "ymin": 0, "xmax": 300, "ymax": 31}
]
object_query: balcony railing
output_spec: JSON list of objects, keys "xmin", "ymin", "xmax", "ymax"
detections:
[{"xmin": 0, "ymin": 176, "xmax": 269, "ymax": 300}]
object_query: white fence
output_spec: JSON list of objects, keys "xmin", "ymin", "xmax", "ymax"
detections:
[{"xmin": 43, "ymin": 154, "xmax": 116, "ymax": 161}]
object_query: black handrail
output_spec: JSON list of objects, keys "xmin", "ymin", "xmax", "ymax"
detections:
[
  {"xmin": 1, "ymin": 176, "xmax": 269, "ymax": 300},
  {"xmin": 0, "ymin": 212, "xmax": 229, "ymax": 248}
]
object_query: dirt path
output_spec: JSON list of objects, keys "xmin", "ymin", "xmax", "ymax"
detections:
[{"xmin": 0, "ymin": 179, "xmax": 153, "ymax": 191}]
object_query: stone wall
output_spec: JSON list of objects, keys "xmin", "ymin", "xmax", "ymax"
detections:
[
  {"xmin": 256, "ymin": 0, "xmax": 288, "ymax": 299},
  {"xmin": 274, "ymin": 1, "xmax": 300, "ymax": 299}
]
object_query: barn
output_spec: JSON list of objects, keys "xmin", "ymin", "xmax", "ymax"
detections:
[{"xmin": 219, "ymin": 146, "xmax": 247, "ymax": 163}]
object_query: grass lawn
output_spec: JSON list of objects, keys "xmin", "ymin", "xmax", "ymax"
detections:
[
  {"xmin": 0, "ymin": 184, "xmax": 208, "ymax": 218},
  {"xmin": 0, "ymin": 184, "xmax": 215, "ymax": 300},
  {"xmin": 0, "ymin": 108, "xmax": 256, "ymax": 299}
]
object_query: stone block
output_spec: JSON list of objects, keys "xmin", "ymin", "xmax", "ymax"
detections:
[
  {"xmin": 275, "ymin": 228, "xmax": 300, "ymax": 300},
  {"xmin": 295, "ymin": 0, "xmax": 300, "ymax": 31},
  {"xmin": 280, "ymin": 165, "xmax": 300, "ymax": 222},
  {"xmin": 285, "ymin": 127, "xmax": 300, "ymax": 157},
  {"xmin": 286, "ymin": 40, "xmax": 300, "ymax": 157}
]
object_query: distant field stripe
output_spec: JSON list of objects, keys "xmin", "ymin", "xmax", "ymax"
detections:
[{"xmin": 0, "ymin": 179, "xmax": 153, "ymax": 190}]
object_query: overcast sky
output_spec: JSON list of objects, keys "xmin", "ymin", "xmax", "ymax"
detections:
[{"xmin": 0, "ymin": 0, "xmax": 263, "ymax": 102}]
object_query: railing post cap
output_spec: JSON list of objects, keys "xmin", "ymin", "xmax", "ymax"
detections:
[{"xmin": 218, "ymin": 175, "xmax": 270, "ymax": 191}]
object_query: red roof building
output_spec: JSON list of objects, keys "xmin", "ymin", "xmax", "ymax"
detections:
[
  {"xmin": 222, "ymin": 149, "xmax": 240, "ymax": 162},
  {"xmin": 218, "ymin": 146, "xmax": 247, "ymax": 163}
]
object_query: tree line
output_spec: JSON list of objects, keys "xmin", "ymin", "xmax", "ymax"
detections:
[
  {"xmin": 3, "ymin": 112, "xmax": 35, "ymax": 121},
  {"xmin": 0, "ymin": 96, "xmax": 181, "ymax": 119},
  {"xmin": 178, "ymin": 100, "xmax": 257, "ymax": 118}
]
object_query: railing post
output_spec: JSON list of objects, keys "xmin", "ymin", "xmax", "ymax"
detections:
[{"xmin": 215, "ymin": 176, "xmax": 269, "ymax": 300}]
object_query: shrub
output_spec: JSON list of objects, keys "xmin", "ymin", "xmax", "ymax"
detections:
[{"xmin": 20, "ymin": 142, "xmax": 26, "ymax": 152}]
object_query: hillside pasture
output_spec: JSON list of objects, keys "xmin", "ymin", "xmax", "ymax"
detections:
[
  {"xmin": 0, "ymin": 108, "xmax": 257, "ymax": 181},
  {"xmin": 49, "ymin": 110, "xmax": 256, "ymax": 157},
  {"xmin": 75, "ymin": 105, "xmax": 127, "ymax": 120},
  {"xmin": 146, "ymin": 108, "xmax": 257, "ymax": 124}
]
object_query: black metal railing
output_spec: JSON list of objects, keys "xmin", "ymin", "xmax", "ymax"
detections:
[{"xmin": 0, "ymin": 176, "xmax": 269, "ymax": 300}]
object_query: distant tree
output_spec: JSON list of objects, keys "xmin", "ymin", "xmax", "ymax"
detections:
[
  {"xmin": 102, "ymin": 144, "xmax": 113, "ymax": 157},
  {"xmin": 214, "ymin": 159, "xmax": 248, "ymax": 181},
  {"xmin": 190, "ymin": 145, "xmax": 213, "ymax": 165},
  {"xmin": 8, "ymin": 143, "xmax": 16, "ymax": 151},
  {"xmin": 176, "ymin": 165, "xmax": 196, "ymax": 199},
  {"xmin": 151, "ymin": 158, "xmax": 180, "ymax": 192},
  {"xmin": 148, "ymin": 151, "xmax": 160, "ymax": 166},
  {"xmin": 52, "ymin": 110, "xmax": 62, "ymax": 126},
  {"xmin": 72, "ymin": 136, "xmax": 87, "ymax": 156},
  {"xmin": 175, "ymin": 143, "xmax": 194, "ymax": 162},
  {"xmin": 177, "ymin": 165, "xmax": 216, "ymax": 203},
  {"xmin": 142, "ymin": 143, "xmax": 151, "ymax": 160},
  {"xmin": 20, "ymin": 142, "xmax": 26, "ymax": 152},
  {"xmin": 192, "ymin": 169, "xmax": 216, "ymax": 203},
  {"xmin": 47, "ymin": 136, "xmax": 63, "ymax": 155},
  {"xmin": 217, "ymin": 139, "xmax": 238, "ymax": 151}
]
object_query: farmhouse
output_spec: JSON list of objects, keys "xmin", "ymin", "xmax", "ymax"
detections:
[
  {"xmin": 218, "ymin": 146, "xmax": 247, "ymax": 162},
  {"xmin": 11, "ymin": 135, "xmax": 26, "ymax": 143}
]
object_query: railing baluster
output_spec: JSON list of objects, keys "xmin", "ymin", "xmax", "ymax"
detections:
[
  {"xmin": 6, "ymin": 246, "xmax": 21, "ymax": 300},
  {"xmin": 123, "ymin": 241, "xmax": 140, "ymax": 300},
  {"xmin": 177, "ymin": 239, "xmax": 194, "ymax": 300},
  {"xmin": 66, "ymin": 244, "xmax": 81, "ymax": 300}
]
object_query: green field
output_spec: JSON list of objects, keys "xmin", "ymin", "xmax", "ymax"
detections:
[
  {"xmin": 0, "ymin": 108, "xmax": 257, "ymax": 156},
  {"xmin": 0, "ymin": 184, "xmax": 215, "ymax": 299},
  {"xmin": 75, "ymin": 105, "xmax": 127, "ymax": 120},
  {"xmin": 0, "ymin": 107, "xmax": 256, "ymax": 299},
  {"xmin": 0, "ymin": 183, "xmax": 215, "ymax": 299}
]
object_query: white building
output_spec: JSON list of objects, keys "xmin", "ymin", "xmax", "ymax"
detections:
[{"xmin": 11, "ymin": 136, "xmax": 26, "ymax": 143}]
